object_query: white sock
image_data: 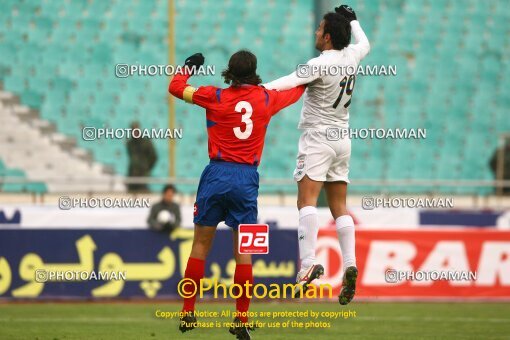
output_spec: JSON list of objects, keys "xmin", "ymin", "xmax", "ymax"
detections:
[
  {"xmin": 298, "ymin": 206, "xmax": 319, "ymax": 270},
  {"xmin": 336, "ymin": 215, "xmax": 356, "ymax": 270}
]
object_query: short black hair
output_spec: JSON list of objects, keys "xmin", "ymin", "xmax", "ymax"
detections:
[
  {"xmin": 221, "ymin": 50, "xmax": 262, "ymax": 87},
  {"xmin": 162, "ymin": 184, "xmax": 176, "ymax": 194},
  {"xmin": 323, "ymin": 12, "xmax": 351, "ymax": 50}
]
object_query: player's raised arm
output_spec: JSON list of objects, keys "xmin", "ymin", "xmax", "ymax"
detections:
[
  {"xmin": 168, "ymin": 53, "xmax": 204, "ymax": 101},
  {"xmin": 168, "ymin": 53, "xmax": 217, "ymax": 109},
  {"xmin": 263, "ymin": 58, "xmax": 321, "ymax": 91},
  {"xmin": 335, "ymin": 5, "xmax": 370, "ymax": 61},
  {"xmin": 267, "ymin": 85, "xmax": 306, "ymax": 115}
]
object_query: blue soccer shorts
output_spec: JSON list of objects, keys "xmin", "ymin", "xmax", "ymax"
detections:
[{"xmin": 193, "ymin": 160, "xmax": 259, "ymax": 230}]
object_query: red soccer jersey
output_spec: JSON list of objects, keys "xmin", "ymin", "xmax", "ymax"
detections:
[{"xmin": 169, "ymin": 74, "xmax": 305, "ymax": 165}]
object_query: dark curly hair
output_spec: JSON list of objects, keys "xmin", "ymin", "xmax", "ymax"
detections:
[
  {"xmin": 323, "ymin": 12, "xmax": 351, "ymax": 50},
  {"xmin": 221, "ymin": 50, "xmax": 262, "ymax": 87}
]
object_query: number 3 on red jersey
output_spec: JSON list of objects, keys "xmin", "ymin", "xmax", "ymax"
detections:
[{"xmin": 233, "ymin": 101, "xmax": 253, "ymax": 140}]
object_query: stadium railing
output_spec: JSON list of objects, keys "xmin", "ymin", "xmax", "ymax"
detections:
[{"xmin": 1, "ymin": 176, "xmax": 510, "ymax": 196}]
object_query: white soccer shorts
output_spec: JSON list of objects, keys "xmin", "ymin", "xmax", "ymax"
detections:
[{"xmin": 293, "ymin": 129, "xmax": 351, "ymax": 183}]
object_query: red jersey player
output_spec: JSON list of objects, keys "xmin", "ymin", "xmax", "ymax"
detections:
[{"xmin": 169, "ymin": 50, "xmax": 304, "ymax": 339}]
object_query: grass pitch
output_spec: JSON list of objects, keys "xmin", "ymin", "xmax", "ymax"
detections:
[{"xmin": 1, "ymin": 301, "xmax": 509, "ymax": 339}]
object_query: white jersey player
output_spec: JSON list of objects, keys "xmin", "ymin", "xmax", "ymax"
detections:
[{"xmin": 264, "ymin": 5, "xmax": 369, "ymax": 304}]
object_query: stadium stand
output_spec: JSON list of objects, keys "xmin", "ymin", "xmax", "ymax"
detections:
[
  {"xmin": 0, "ymin": 89, "xmax": 123, "ymax": 192},
  {"xmin": 0, "ymin": 0, "xmax": 508, "ymax": 194}
]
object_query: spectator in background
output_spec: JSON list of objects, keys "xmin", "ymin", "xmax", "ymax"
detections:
[
  {"xmin": 489, "ymin": 143, "xmax": 510, "ymax": 194},
  {"xmin": 127, "ymin": 121, "xmax": 157, "ymax": 192},
  {"xmin": 147, "ymin": 184, "xmax": 181, "ymax": 232}
]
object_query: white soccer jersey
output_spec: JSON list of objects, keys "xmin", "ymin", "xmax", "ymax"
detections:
[{"xmin": 264, "ymin": 21, "xmax": 370, "ymax": 130}]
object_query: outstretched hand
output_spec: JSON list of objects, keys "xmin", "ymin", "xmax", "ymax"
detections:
[
  {"xmin": 335, "ymin": 5, "xmax": 357, "ymax": 22},
  {"xmin": 184, "ymin": 53, "xmax": 205, "ymax": 71}
]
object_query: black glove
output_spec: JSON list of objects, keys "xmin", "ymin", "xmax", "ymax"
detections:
[
  {"xmin": 335, "ymin": 5, "xmax": 357, "ymax": 22},
  {"xmin": 184, "ymin": 53, "xmax": 205, "ymax": 69}
]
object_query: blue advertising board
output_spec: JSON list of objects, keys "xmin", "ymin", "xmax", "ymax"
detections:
[
  {"xmin": 0, "ymin": 229, "xmax": 298, "ymax": 299},
  {"xmin": 419, "ymin": 210, "xmax": 501, "ymax": 227}
]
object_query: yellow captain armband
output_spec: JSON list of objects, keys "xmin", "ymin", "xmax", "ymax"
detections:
[{"xmin": 183, "ymin": 86, "xmax": 197, "ymax": 104}]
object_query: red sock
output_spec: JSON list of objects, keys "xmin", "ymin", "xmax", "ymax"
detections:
[
  {"xmin": 234, "ymin": 264, "xmax": 253, "ymax": 323},
  {"xmin": 182, "ymin": 257, "xmax": 205, "ymax": 313}
]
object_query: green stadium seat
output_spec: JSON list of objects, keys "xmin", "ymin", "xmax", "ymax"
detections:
[
  {"xmin": 0, "ymin": 168, "xmax": 26, "ymax": 192},
  {"xmin": 20, "ymin": 90, "xmax": 44, "ymax": 108}
]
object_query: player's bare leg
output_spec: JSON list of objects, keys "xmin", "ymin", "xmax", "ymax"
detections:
[
  {"xmin": 294, "ymin": 175, "xmax": 325, "ymax": 297},
  {"xmin": 324, "ymin": 181, "xmax": 358, "ymax": 305},
  {"xmin": 179, "ymin": 224, "xmax": 216, "ymax": 333},
  {"xmin": 229, "ymin": 231, "xmax": 254, "ymax": 340},
  {"xmin": 189, "ymin": 224, "xmax": 217, "ymax": 260}
]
